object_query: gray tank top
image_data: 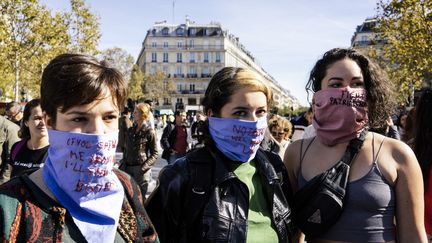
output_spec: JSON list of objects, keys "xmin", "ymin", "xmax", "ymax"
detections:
[{"xmin": 297, "ymin": 136, "xmax": 396, "ymax": 242}]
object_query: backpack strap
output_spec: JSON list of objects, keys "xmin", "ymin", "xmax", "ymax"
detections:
[{"xmin": 11, "ymin": 139, "xmax": 27, "ymax": 161}]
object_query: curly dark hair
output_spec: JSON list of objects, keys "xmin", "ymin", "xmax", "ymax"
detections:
[
  {"xmin": 414, "ymin": 88, "xmax": 432, "ymax": 189},
  {"xmin": 305, "ymin": 48, "xmax": 396, "ymax": 128}
]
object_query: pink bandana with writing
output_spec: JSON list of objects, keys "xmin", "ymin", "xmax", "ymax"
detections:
[
  {"xmin": 43, "ymin": 129, "xmax": 124, "ymax": 243},
  {"xmin": 313, "ymin": 87, "xmax": 368, "ymax": 146}
]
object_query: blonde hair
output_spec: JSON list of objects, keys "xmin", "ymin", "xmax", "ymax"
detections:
[
  {"xmin": 135, "ymin": 103, "xmax": 151, "ymax": 121},
  {"xmin": 202, "ymin": 67, "xmax": 272, "ymax": 116},
  {"xmin": 268, "ymin": 115, "xmax": 293, "ymax": 140}
]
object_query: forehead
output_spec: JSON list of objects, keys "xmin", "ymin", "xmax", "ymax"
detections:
[
  {"xmin": 225, "ymin": 87, "xmax": 267, "ymax": 107},
  {"xmin": 325, "ymin": 58, "xmax": 363, "ymax": 77}
]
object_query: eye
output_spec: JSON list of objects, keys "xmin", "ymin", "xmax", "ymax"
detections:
[
  {"xmin": 328, "ymin": 82, "xmax": 342, "ymax": 88},
  {"xmin": 233, "ymin": 110, "xmax": 248, "ymax": 118},
  {"xmin": 72, "ymin": 117, "xmax": 87, "ymax": 123},
  {"xmin": 352, "ymin": 81, "xmax": 365, "ymax": 87},
  {"xmin": 104, "ymin": 114, "xmax": 118, "ymax": 121},
  {"xmin": 256, "ymin": 109, "xmax": 267, "ymax": 117}
]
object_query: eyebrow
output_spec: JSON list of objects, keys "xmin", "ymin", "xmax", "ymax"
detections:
[
  {"xmin": 233, "ymin": 106, "xmax": 267, "ymax": 110},
  {"xmin": 329, "ymin": 76, "xmax": 363, "ymax": 81},
  {"xmin": 64, "ymin": 110, "xmax": 118, "ymax": 115}
]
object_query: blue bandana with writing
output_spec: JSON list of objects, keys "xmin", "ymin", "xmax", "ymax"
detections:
[
  {"xmin": 208, "ymin": 116, "xmax": 267, "ymax": 163},
  {"xmin": 42, "ymin": 129, "xmax": 124, "ymax": 243}
]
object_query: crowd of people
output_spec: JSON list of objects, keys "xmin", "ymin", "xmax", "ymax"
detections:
[{"xmin": 0, "ymin": 48, "xmax": 430, "ymax": 243}]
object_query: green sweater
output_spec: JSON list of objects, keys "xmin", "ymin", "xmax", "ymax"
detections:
[{"xmin": 0, "ymin": 169, "xmax": 159, "ymax": 243}]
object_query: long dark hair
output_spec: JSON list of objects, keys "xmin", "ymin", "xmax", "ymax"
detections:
[
  {"xmin": 414, "ymin": 88, "xmax": 432, "ymax": 189},
  {"xmin": 306, "ymin": 48, "xmax": 396, "ymax": 129},
  {"xmin": 18, "ymin": 99, "xmax": 41, "ymax": 139}
]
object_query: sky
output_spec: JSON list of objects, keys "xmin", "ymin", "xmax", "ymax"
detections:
[{"xmin": 41, "ymin": 0, "xmax": 378, "ymax": 106}]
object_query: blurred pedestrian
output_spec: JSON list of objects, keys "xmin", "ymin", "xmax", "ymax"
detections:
[
  {"xmin": 117, "ymin": 106, "xmax": 132, "ymax": 153},
  {"xmin": 0, "ymin": 53, "xmax": 158, "ymax": 242},
  {"xmin": 160, "ymin": 110, "xmax": 189, "ymax": 164},
  {"xmin": 5, "ymin": 101, "xmax": 23, "ymax": 126},
  {"xmin": 402, "ymin": 107, "xmax": 416, "ymax": 147},
  {"xmin": 291, "ymin": 108, "xmax": 313, "ymax": 142},
  {"xmin": 413, "ymin": 88, "xmax": 432, "ymax": 242},
  {"xmin": 9, "ymin": 99, "xmax": 49, "ymax": 178},
  {"xmin": 190, "ymin": 110, "xmax": 206, "ymax": 149},
  {"xmin": 146, "ymin": 67, "xmax": 294, "ymax": 242},
  {"xmin": 284, "ymin": 48, "xmax": 426, "ymax": 242},
  {"xmin": 268, "ymin": 115, "xmax": 293, "ymax": 159},
  {"xmin": 0, "ymin": 115, "xmax": 20, "ymax": 184},
  {"xmin": 121, "ymin": 103, "xmax": 158, "ymax": 201}
]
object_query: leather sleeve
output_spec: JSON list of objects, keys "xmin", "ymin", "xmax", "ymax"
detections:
[
  {"xmin": 145, "ymin": 159, "xmax": 189, "ymax": 242},
  {"xmin": 142, "ymin": 129, "xmax": 159, "ymax": 172}
]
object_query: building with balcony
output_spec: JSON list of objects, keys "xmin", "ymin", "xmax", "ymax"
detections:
[{"xmin": 136, "ymin": 17, "xmax": 299, "ymax": 116}]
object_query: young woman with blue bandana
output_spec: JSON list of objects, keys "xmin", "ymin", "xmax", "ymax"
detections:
[
  {"xmin": 0, "ymin": 54, "xmax": 158, "ymax": 243},
  {"xmin": 146, "ymin": 67, "xmax": 294, "ymax": 243}
]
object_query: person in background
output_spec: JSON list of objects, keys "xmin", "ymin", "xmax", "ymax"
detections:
[
  {"xmin": 9, "ymin": 99, "xmax": 49, "ymax": 178},
  {"xmin": 269, "ymin": 115, "xmax": 293, "ymax": 159},
  {"xmin": 284, "ymin": 48, "xmax": 426, "ymax": 242},
  {"xmin": 0, "ymin": 53, "xmax": 158, "ymax": 242},
  {"xmin": 0, "ymin": 115, "xmax": 20, "ymax": 184},
  {"xmin": 160, "ymin": 110, "xmax": 189, "ymax": 164},
  {"xmin": 117, "ymin": 106, "xmax": 132, "ymax": 153},
  {"xmin": 190, "ymin": 110, "xmax": 207, "ymax": 149},
  {"xmin": 413, "ymin": 88, "xmax": 432, "ymax": 242},
  {"xmin": 5, "ymin": 101, "xmax": 23, "ymax": 126},
  {"xmin": 122, "ymin": 103, "xmax": 158, "ymax": 201},
  {"xmin": 290, "ymin": 107, "xmax": 313, "ymax": 142},
  {"xmin": 396, "ymin": 110, "xmax": 408, "ymax": 138},
  {"xmin": 146, "ymin": 67, "xmax": 294, "ymax": 242},
  {"xmin": 144, "ymin": 99, "xmax": 155, "ymax": 129},
  {"xmin": 402, "ymin": 107, "xmax": 416, "ymax": 147}
]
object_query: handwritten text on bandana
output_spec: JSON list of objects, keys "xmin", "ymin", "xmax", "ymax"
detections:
[{"xmin": 43, "ymin": 129, "xmax": 124, "ymax": 243}]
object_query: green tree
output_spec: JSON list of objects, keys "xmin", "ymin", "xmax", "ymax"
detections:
[
  {"xmin": 141, "ymin": 71, "xmax": 176, "ymax": 103},
  {"xmin": 0, "ymin": 0, "xmax": 69, "ymax": 100},
  {"xmin": 66, "ymin": 0, "xmax": 100, "ymax": 55},
  {"xmin": 99, "ymin": 47, "xmax": 134, "ymax": 78},
  {"xmin": 128, "ymin": 64, "xmax": 144, "ymax": 100},
  {"xmin": 377, "ymin": 0, "xmax": 432, "ymax": 105}
]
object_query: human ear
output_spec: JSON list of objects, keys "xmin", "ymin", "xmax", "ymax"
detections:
[
  {"xmin": 206, "ymin": 109, "xmax": 213, "ymax": 117},
  {"xmin": 43, "ymin": 112, "xmax": 54, "ymax": 129}
]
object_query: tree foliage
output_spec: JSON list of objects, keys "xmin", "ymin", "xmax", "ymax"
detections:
[
  {"xmin": 66, "ymin": 0, "xmax": 100, "ymax": 55},
  {"xmin": 0, "ymin": 0, "xmax": 101, "ymax": 101},
  {"xmin": 141, "ymin": 72, "xmax": 176, "ymax": 102},
  {"xmin": 99, "ymin": 47, "xmax": 134, "ymax": 78},
  {"xmin": 128, "ymin": 64, "xmax": 144, "ymax": 100},
  {"xmin": 0, "ymin": 0, "xmax": 69, "ymax": 100},
  {"xmin": 377, "ymin": 0, "xmax": 432, "ymax": 105}
]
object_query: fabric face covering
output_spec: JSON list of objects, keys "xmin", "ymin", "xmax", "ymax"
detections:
[
  {"xmin": 313, "ymin": 87, "xmax": 368, "ymax": 146},
  {"xmin": 42, "ymin": 129, "xmax": 124, "ymax": 243},
  {"xmin": 208, "ymin": 116, "xmax": 267, "ymax": 163}
]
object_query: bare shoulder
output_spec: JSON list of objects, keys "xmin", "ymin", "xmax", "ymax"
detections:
[
  {"xmin": 284, "ymin": 138, "xmax": 313, "ymax": 191},
  {"xmin": 380, "ymin": 134, "xmax": 417, "ymax": 168}
]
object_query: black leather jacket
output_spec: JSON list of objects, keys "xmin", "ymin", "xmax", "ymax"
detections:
[{"xmin": 146, "ymin": 146, "xmax": 294, "ymax": 243}]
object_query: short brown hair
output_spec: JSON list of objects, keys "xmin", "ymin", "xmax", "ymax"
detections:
[{"xmin": 40, "ymin": 53, "xmax": 127, "ymax": 124}]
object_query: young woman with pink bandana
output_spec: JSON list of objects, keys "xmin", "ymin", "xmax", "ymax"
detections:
[{"xmin": 284, "ymin": 48, "xmax": 427, "ymax": 243}]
